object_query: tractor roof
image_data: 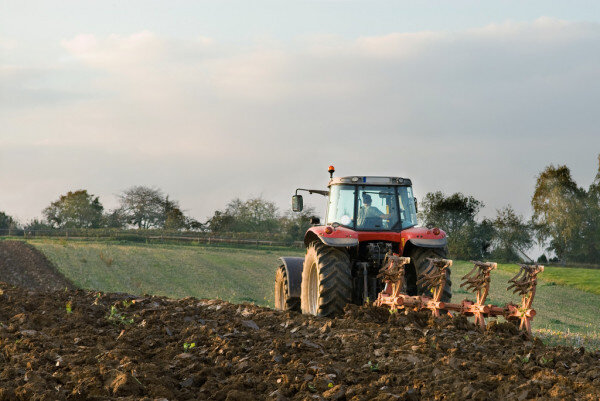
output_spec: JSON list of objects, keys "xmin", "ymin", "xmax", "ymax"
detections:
[{"xmin": 329, "ymin": 176, "xmax": 412, "ymax": 186}]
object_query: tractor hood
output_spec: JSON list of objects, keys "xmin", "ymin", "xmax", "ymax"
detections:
[{"xmin": 304, "ymin": 225, "xmax": 447, "ymax": 249}]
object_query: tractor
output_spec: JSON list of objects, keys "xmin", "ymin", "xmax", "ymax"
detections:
[{"xmin": 275, "ymin": 166, "xmax": 452, "ymax": 316}]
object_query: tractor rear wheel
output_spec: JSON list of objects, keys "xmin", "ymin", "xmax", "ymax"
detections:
[
  {"xmin": 410, "ymin": 247, "xmax": 452, "ymax": 302},
  {"xmin": 301, "ymin": 242, "xmax": 352, "ymax": 317},
  {"xmin": 274, "ymin": 265, "xmax": 300, "ymax": 312}
]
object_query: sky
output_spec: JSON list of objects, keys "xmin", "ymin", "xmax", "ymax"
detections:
[{"xmin": 2, "ymin": 0, "xmax": 600, "ymax": 225}]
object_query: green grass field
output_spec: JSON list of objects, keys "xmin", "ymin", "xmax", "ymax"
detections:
[
  {"xmin": 490, "ymin": 262, "xmax": 600, "ymax": 295},
  {"xmin": 451, "ymin": 260, "xmax": 600, "ymax": 349},
  {"xmin": 29, "ymin": 239, "xmax": 305, "ymax": 305},
  {"xmin": 26, "ymin": 239, "xmax": 600, "ymax": 349}
]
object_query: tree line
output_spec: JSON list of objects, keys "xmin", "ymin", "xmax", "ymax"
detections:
[
  {"xmin": 20, "ymin": 187, "xmax": 203, "ymax": 231},
  {"xmin": 0, "ymin": 186, "xmax": 314, "ymax": 243},
  {"xmin": 1, "ymin": 156, "xmax": 599, "ymax": 263}
]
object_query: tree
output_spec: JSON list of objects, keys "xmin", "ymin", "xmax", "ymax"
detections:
[
  {"xmin": 531, "ymin": 157, "xmax": 600, "ymax": 263},
  {"xmin": 117, "ymin": 186, "xmax": 165, "ymax": 229},
  {"xmin": 103, "ymin": 209, "xmax": 126, "ymax": 229},
  {"xmin": 418, "ymin": 191, "xmax": 491, "ymax": 259},
  {"xmin": 208, "ymin": 197, "xmax": 280, "ymax": 233},
  {"xmin": 0, "ymin": 211, "xmax": 17, "ymax": 230},
  {"xmin": 419, "ymin": 191, "xmax": 484, "ymax": 234},
  {"xmin": 116, "ymin": 187, "xmax": 200, "ymax": 230},
  {"xmin": 280, "ymin": 207, "xmax": 317, "ymax": 241},
  {"xmin": 446, "ymin": 219, "xmax": 495, "ymax": 261},
  {"xmin": 490, "ymin": 206, "xmax": 534, "ymax": 262},
  {"xmin": 162, "ymin": 196, "xmax": 205, "ymax": 230},
  {"xmin": 24, "ymin": 219, "xmax": 53, "ymax": 231},
  {"xmin": 43, "ymin": 190, "xmax": 104, "ymax": 228},
  {"xmin": 531, "ymin": 164, "xmax": 585, "ymax": 262},
  {"xmin": 163, "ymin": 196, "xmax": 187, "ymax": 230},
  {"xmin": 469, "ymin": 218, "xmax": 495, "ymax": 260},
  {"xmin": 208, "ymin": 210, "xmax": 236, "ymax": 232},
  {"xmin": 576, "ymin": 156, "xmax": 600, "ymax": 262},
  {"xmin": 185, "ymin": 217, "xmax": 205, "ymax": 231}
]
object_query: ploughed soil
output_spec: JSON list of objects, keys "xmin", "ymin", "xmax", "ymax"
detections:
[
  {"xmin": 1, "ymin": 241, "xmax": 599, "ymax": 400},
  {"xmin": 0, "ymin": 240, "xmax": 74, "ymax": 291},
  {"xmin": 1, "ymin": 282, "xmax": 600, "ymax": 401}
]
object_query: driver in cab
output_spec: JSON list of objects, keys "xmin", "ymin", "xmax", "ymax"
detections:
[{"xmin": 357, "ymin": 194, "xmax": 390, "ymax": 228}]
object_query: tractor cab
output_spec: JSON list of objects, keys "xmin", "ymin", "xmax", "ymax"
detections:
[
  {"xmin": 292, "ymin": 176, "xmax": 418, "ymax": 231},
  {"xmin": 325, "ymin": 176, "xmax": 418, "ymax": 231}
]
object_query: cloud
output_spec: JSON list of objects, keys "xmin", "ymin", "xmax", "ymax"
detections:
[
  {"xmin": 2, "ymin": 18, "xmax": 600, "ymax": 223},
  {"xmin": 61, "ymin": 31, "xmax": 167, "ymax": 69},
  {"xmin": 0, "ymin": 37, "xmax": 17, "ymax": 50}
]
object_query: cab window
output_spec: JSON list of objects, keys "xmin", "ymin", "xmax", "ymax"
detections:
[
  {"xmin": 356, "ymin": 186, "xmax": 400, "ymax": 230},
  {"xmin": 326, "ymin": 185, "xmax": 356, "ymax": 227}
]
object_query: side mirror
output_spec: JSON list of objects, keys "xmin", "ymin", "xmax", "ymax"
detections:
[
  {"xmin": 292, "ymin": 195, "xmax": 303, "ymax": 212},
  {"xmin": 310, "ymin": 216, "xmax": 320, "ymax": 225},
  {"xmin": 414, "ymin": 198, "xmax": 418, "ymax": 213}
]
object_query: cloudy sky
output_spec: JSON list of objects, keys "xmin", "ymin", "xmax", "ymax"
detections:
[{"xmin": 2, "ymin": 0, "xmax": 600, "ymax": 224}]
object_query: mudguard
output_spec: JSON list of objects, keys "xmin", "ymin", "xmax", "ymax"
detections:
[
  {"xmin": 407, "ymin": 237, "xmax": 447, "ymax": 248},
  {"xmin": 304, "ymin": 226, "xmax": 360, "ymax": 248},
  {"xmin": 303, "ymin": 224, "xmax": 446, "ymax": 251},
  {"xmin": 278, "ymin": 257, "xmax": 304, "ymax": 298}
]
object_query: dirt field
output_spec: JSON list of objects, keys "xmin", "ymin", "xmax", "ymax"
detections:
[
  {"xmin": 1, "ymin": 282, "xmax": 599, "ymax": 401},
  {"xmin": 0, "ymin": 240, "xmax": 74, "ymax": 291},
  {"xmin": 1, "ymin": 240, "xmax": 600, "ymax": 400}
]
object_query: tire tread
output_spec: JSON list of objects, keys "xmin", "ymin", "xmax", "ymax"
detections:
[{"xmin": 301, "ymin": 242, "xmax": 352, "ymax": 317}]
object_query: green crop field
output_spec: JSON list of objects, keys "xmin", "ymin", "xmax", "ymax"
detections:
[{"xmin": 26, "ymin": 239, "xmax": 600, "ymax": 350}]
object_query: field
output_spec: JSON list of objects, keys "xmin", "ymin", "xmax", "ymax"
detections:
[
  {"xmin": 2, "ymin": 239, "xmax": 600, "ymax": 399},
  {"xmin": 451, "ymin": 260, "xmax": 600, "ymax": 349},
  {"xmin": 18, "ymin": 239, "xmax": 600, "ymax": 350},
  {"xmin": 3, "ymin": 282, "xmax": 599, "ymax": 400},
  {"xmin": 28, "ymin": 239, "xmax": 304, "ymax": 305}
]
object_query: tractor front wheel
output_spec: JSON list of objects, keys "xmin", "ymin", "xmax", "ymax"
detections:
[{"xmin": 301, "ymin": 242, "xmax": 352, "ymax": 317}]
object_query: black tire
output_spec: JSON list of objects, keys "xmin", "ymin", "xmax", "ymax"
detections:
[
  {"xmin": 410, "ymin": 247, "xmax": 452, "ymax": 302},
  {"xmin": 301, "ymin": 242, "xmax": 352, "ymax": 317},
  {"xmin": 274, "ymin": 265, "xmax": 300, "ymax": 312}
]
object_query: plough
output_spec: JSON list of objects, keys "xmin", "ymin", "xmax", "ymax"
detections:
[{"xmin": 375, "ymin": 255, "xmax": 544, "ymax": 335}]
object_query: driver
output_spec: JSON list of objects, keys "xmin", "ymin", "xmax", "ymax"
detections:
[{"xmin": 357, "ymin": 194, "xmax": 390, "ymax": 227}]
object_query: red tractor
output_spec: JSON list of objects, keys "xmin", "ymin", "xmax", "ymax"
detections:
[{"xmin": 275, "ymin": 166, "xmax": 452, "ymax": 316}]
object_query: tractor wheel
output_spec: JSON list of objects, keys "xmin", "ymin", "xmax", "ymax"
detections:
[
  {"xmin": 301, "ymin": 242, "xmax": 352, "ymax": 317},
  {"xmin": 410, "ymin": 247, "xmax": 452, "ymax": 302},
  {"xmin": 274, "ymin": 265, "xmax": 300, "ymax": 312}
]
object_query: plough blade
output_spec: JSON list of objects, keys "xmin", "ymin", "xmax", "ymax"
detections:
[
  {"xmin": 459, "ymin": 261, "xmax": 496, "ymax": 330},
  {"xmin": 506, "ymin": 264, "xmax": 544, "ymax": 333},
  {"xmin": 417, "ymin": 258, "xmax": 452, "ymax": 303},
  {"xmin": 375, "ymin": 255, "xmax": 544, "ymax": 336}
]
